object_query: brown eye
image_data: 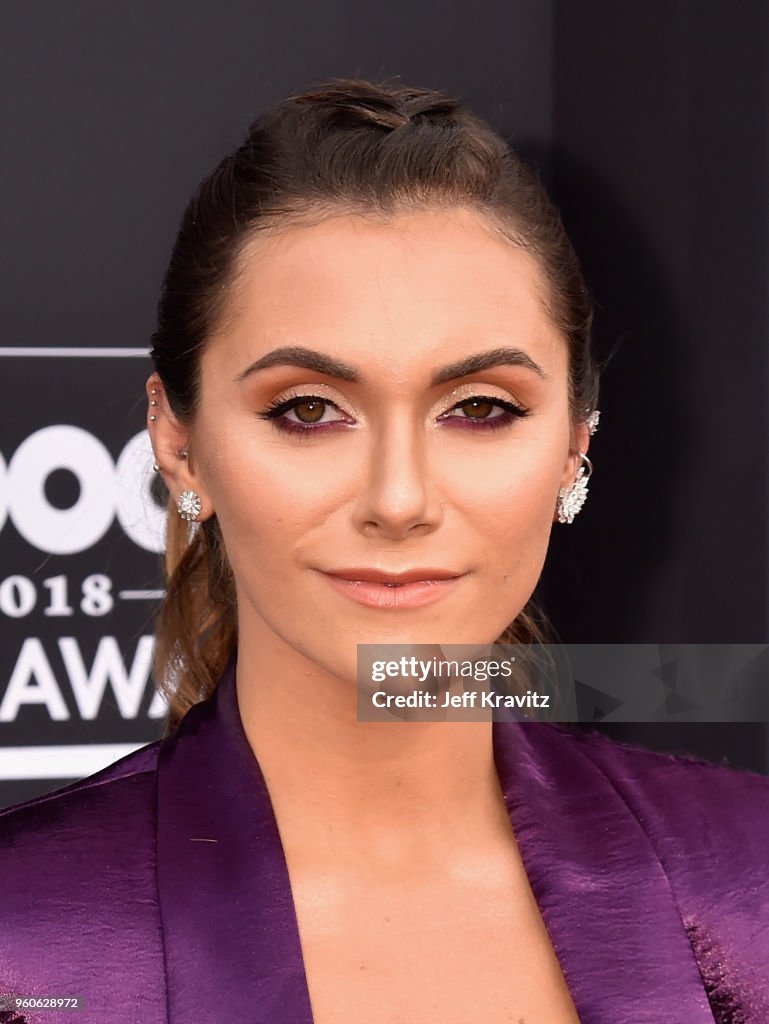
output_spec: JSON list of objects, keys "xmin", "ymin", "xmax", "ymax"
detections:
[
  {"xmin": 258, "ymin": 393, "xmax": 349, "ymax": 434},
  {"xmin": 293, "ymin": 398, "xmax": 326, "ymax": 423},
  {"xmin": 460, "ymin": 398, "xmax": 495, "ymax": 419},
  {"xmin": 439, "ymin": 394, "xmax": 530, "ymax": 431}
]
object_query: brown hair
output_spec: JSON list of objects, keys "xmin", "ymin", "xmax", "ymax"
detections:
[{"xmin": 149, "ymin": 76, "xmax": 600, "ymax": 734}]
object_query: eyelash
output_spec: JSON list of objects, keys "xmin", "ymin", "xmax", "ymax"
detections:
[{"xmin": 256, "ymin": 392, "xmax": 531, "ymax": 437}]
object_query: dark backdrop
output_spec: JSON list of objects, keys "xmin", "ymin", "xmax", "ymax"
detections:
[
  {"xmin": 1, "ymin": 0, "xmax": 767, "ymax": 809},
  {"xmin": 543, "ymin": 1, "xmax": 769, "ymax": 769}
]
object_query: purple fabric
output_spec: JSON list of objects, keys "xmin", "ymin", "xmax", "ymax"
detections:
[{"xmin": 1, "ymin": 655, "xmax": 769, "ymax": 1022}]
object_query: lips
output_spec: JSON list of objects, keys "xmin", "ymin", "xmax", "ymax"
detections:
[
  {"xmin": 319, "ymin": 569, "xmax": 465, "ymax": 609},
  {"xmin": 324, "ymin": 567, "xmax": 463, "ymax": 584}
]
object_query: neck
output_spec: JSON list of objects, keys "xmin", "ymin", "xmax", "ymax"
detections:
[{"xmin": 234, "ymin": 635, "xmax": 512, "ymax": 862}]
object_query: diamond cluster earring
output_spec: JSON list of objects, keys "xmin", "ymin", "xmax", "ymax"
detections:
[
  {"xmin": 177, "ymin": 490, "xmax": 202, "ymax": 522},
  {"xmin": 555, "ymin": 408, "xmax": 600, "ymax": 524},
  {"xmin": 556, "ymin": 453, "xmax": 593, "ymax": 524}
]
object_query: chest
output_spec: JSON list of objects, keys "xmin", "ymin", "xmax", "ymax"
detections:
[{"xmin": 287, "ymin": 854, "xmax": 582, "ymax": 1024}]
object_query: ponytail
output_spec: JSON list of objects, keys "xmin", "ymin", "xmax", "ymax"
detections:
[{"xmin": 153, "ymin": 502, "xmax": 237, "ymax": 735}]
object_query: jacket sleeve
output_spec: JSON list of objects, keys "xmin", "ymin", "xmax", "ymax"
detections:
[
  {"xmin": 575, "ymin": 727, "xmax": 769, "ymax": 1023},
  {"xmin": 0, "ymin": 764, "xmax": 167, "ymax": 1024}
]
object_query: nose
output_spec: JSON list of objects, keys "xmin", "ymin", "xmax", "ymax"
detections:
[{"xmin": 351, "ymin": 415, "xmax": 443, "ymax": 540}]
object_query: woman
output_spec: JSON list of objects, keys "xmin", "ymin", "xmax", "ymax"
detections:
[{"xmin": 1, "ymin": 77, "xmax": 768, "ymax": 1024}]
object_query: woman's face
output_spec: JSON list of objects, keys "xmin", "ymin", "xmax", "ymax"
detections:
[{"xmin": 152, "ymin": 207, "xmax": 588, "ymax": 683}]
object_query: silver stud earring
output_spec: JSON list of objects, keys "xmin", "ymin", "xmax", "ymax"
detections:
[
  {"xmin": 152, "ymin": 462, "xmax": 160, "ymax": 472},
  {"xmin": 557, "ymin": 453, "xmax": 593, "ymax": 524},
  {"xmin": 586, "ymin": 408, "xmax": 601, "ymax": 436},
  {"xmin": 177, "ymin": 490, "xmax": 202, "ymax": 521}
]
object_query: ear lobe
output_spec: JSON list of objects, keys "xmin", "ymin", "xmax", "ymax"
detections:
[{"xmin": 145, "ymin": 373, "xmax": 215, "ymax": 521}]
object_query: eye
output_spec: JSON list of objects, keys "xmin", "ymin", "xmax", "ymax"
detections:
[
  {"xmin": 257, "ymin": 391, "xmax": 531, "ymax": 438},
  {"xmin": 440, "ymin": 395, "xmax": 531, "ymax": 431},
  {"xmin": 256, "ymin": 393, "xmax": 350, "ymax": 434}
]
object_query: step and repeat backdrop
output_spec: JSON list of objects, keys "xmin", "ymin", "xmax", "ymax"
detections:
[
  {"xmin": 0, "ymin": 0, "xmax": 559, "ymax": 811},
  {"xmin": 2, "ymin": 1, "xmax": 768, "ymax": 808},
  {"xmin": 0, "ymin": 348, "xmax": 166, "ymax": 807}
]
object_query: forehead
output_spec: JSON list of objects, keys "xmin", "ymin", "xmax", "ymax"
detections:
[{"xmin": 206, "ymin": 206, "xmax": 566, "ymax": 379}]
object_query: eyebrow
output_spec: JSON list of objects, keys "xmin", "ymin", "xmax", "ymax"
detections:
[{"xmin": 234, "ymin": 345, "xmax": 549, "ymax": 385}]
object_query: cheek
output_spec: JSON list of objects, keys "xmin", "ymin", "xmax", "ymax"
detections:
[
  {"xmin": 198, "ymin": 428, "xmax": 339, "ymax": 581},
  {"xmin": 464, "ymin": 446, "xmax": 562, "ymax": 582},
  {"xmin": 465, "ymin": 440, "xmax": 562, "ymax": 525}
]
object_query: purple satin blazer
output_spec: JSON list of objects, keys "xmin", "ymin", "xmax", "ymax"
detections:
[{"xmin": 1, "ymin": 656, "xmax": 769, "ymax": 1023}]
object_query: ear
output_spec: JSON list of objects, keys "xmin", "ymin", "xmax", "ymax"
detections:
[
  {"xmin": 553, "ymin": 419, "xmax": 591, "ymax": 522},
  {"xmin": 145, "ymin": 373, "xmax": 215, "ymax": 521}
]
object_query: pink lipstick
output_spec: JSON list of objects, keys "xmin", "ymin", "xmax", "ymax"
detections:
[{"xmin": 318, "ymin": 567, "xmax": 465, "ymax": 609}]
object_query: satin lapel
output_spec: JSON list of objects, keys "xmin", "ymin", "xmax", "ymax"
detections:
[
  {"xmin": 492, "ymin": 719, "xmax": 716, "ymax": 1023},
  {"xmin": 157, "ymin": 661, "xmax": 716, "ymax": 1023},
  {"xmin": 156, "ymin": 658, "xmax": 314, "ymax": 1024}
]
